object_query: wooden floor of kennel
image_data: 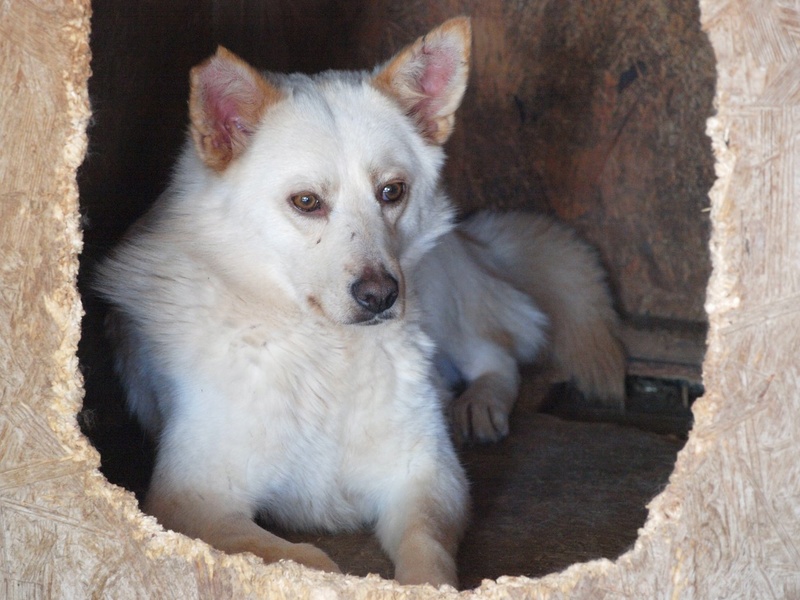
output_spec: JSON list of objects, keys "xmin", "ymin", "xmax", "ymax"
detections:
[{"xmin": 2, "ymin": 0, "xmax": 800, "ymax": 597}]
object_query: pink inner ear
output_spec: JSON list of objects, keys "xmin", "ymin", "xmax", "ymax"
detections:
[
  {"xmin": 412, "ymin": 42, "xmax": 459, "ymax": 120},
  {"xmin": 419, "ymin": 46, "xmax": 457, "ymax": 99},
  {"xmin": 199, "ymin": 59, "xmax": 257, "ymax": 148},
  {"xmin": 212, "ymin": 92, "xmax": 251, "ymax": 149}
]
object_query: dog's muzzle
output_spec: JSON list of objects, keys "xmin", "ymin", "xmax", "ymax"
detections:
[{"xmin": 350, "ymin": 268, "xmax": 399, "ymax": 318}]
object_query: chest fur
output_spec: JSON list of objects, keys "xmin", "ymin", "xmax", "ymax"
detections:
[{"xmin": 183, "ymin": 318, "xmax": 443, "ymax": 528}]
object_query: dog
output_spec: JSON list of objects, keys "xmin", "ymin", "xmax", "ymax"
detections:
[{"xmin": 95, "ymin": 16, "xmax": 625, "ymax": 588}]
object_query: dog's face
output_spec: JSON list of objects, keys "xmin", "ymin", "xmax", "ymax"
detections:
[{"xmin": 186, "ymin": 18, "xmax": 470, "ymax": 325}]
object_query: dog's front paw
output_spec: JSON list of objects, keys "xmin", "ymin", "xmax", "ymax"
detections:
[{"xmin": 451, "ymin": 389, "xmax": 510, "ymax": 445}]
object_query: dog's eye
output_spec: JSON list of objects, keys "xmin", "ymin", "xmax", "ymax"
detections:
[
  {"xmin": 290, "ymin": 193, "xmax": 322, "ymax": 213},
  {"xmin": 379, "ymin": 181, "xmax": 407, "ymax": 204}
]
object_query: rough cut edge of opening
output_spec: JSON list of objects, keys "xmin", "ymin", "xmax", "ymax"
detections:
[{"xmin": 40, "ymin": 1, "xmax": 729, "ymax": 598}]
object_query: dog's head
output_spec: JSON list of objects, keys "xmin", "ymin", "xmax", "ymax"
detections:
[{"xmin": 184, "ymin": 18, "xmax": 470, "ymax": 325}]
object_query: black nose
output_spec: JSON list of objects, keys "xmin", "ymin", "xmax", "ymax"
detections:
[{"xmin": 351, "ymin": 269, "xmax": 399, "ymax": 315}]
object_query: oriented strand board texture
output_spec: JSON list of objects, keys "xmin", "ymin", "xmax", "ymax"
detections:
[{"xmin": 1, "ymin": 1, "xmax": 799, "ymax": 599}]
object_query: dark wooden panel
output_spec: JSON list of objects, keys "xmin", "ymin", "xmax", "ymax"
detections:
[
  {"xmin": 79, "ymin": 0, "xmax": 215, "ymax": 244},
  {"xmin": 445, "ymin": 0, "xmax": 715, "ymax": 326}
]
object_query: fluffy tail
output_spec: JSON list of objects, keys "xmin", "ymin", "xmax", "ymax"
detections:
[{"xmin": 459, "ymin": 211, "xmax": 626, "ymax": 405}]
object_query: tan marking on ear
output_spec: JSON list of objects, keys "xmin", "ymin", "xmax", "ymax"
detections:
[
  {"xmin": 189, "ymin": 47, "xmax": 283, "ymax": 172},
  {"xmin": 373, "ymin": 17, "xmax": 471, "ymax": 145}
]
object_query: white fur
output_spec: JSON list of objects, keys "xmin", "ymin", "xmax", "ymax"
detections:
[
  {"xmin": 416, "ymin": 211, "xmax": 626, "ymax": 443},
  {"xmin": 95, "ymin": 16, "xmax": 625, "ymax": 587},
  {"xmin": 96, "ymin": 21, "xmax": 471, "ymax": 588}
]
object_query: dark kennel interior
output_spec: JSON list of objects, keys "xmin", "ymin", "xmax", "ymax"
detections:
[{"xmin": 77, "ymin": 0, "xmax": 715, "ymax": 590}]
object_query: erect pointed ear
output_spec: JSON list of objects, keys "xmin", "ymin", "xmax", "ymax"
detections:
[
  {"xmin": 372, "ymin": 17, "xmax": 471, "ymax": 145},
  {"xmin": 189, "ymin": 47, "xmax": 283, "ymax": 172}
]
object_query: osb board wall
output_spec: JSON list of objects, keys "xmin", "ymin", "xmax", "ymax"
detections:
[
  {"xmin": 78, "ymin": 0, "xmax": 714, "ymax": 361},
  {"xmin": 1, "ymin": 1, "xmax": 799, "ymax": 599}
]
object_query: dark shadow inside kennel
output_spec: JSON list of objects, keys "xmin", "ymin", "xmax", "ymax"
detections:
[{"xmin": 77, "ymin": 0, "xmax": 715, "ymax": 590}]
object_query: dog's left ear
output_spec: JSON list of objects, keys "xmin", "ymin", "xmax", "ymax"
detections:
[{"xmin": 372, "ymin": 17, "xmax": 471, "ymax": 145}]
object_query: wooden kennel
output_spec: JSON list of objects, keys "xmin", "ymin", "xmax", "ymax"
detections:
[{"xmin": 1, "ymin": 0, "xmax": 798, "ymax": 597}]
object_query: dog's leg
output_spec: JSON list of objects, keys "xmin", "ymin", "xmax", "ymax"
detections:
[
  {"xmin": 375, "ymin": 461, "xmax": 468, "ymax": 587},
  {"xmin": 392, "ymin": 517, "xmax": 459, "ymax": 587},
  {"xmin": 450, "ymin": 345, "xmax": 520, "ymax": 444},
  {"xmin": 145, "ymin": 471, "xmax": 340, "ymax": 573}
]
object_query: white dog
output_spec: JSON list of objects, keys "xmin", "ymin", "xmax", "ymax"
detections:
[{"xmin": 95, "ymin": 16, "xmax": 624, "ymax": 588}]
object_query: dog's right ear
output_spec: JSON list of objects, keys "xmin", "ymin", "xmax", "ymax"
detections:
[{"xmin": 189, "ymin": 47, "xmax": 282, "ymax": 172}]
